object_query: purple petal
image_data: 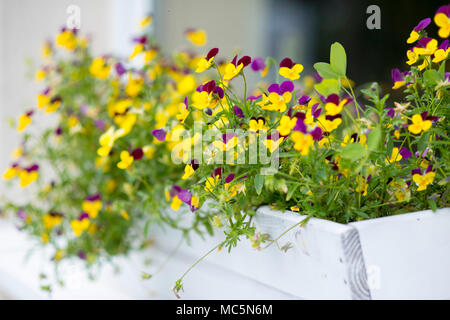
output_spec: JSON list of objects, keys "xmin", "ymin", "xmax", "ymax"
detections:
[
  {"xmin": 387, "ymin": 108, "xmax": 395, "ymax": 118},
  {"xmin": 131, "ymin": 148, "xmax": 144, "ymax": 160},
  {"xmin": 115, "ymin": 63, "xmax": 126, "ymax": 77},
  {"xmin": 391, "ymin": 69, "xmax": 403, "ymax": 83},
  {"xmin": 170, "ymin": 185, "xmax": 182, "ymax": 197},
  {"xmin": 293, "ymin": 117, "xmax": 307, "ymax": 134},
  {"xmin": 213, "ymin": 86, "xmax": 224, "ymax": 99},
  {"xmin": 86, "ymin": 194, "xmax": 101, "ymax": 202},
  {"xmin": 26, "ymin": 164, "xmax": 39, "ymax": 172},
  {"xmin": 411, "ymin": 168, "xmax": 422, "ymax": 176},
  {"xmin": 206, "ymin": 48, "xmax": 219, "ymax": 60},
  {"xmin": 279, "ymin": 57, "xmax": 294, "ymax": 68},
  {"xmin": 152, "ymin": 129, "xmax": 166, "ymax": 141},
  {"xmin": 280, "ymin": 81, "xmax": 294, "ymax": 93},
  {"xmin": 183, "ymin": 97, "xmax": 189, "ymax": 110},
  {"xmin": 298, "ymin": 95, "xmax": 311, "ymax": 105},
  {"xmin": 79, "ymin": 212, "xmax": 90, "ymax": 220},
  {"xmin": 17, "ymin": 209, "xmax": 26, "ymax": 220},
  {"xmin": 233, "ymin": 105, "xmax": 244, "ymax": 118},
  {"xmin": 251, "ymin": 57, "xmax": 265, "ymax": 71},
  {"xmin": 325, "ymin": 94, "xmax": 340, "ymax": 105},
  {"xmin": 178, "ymin": 189, "xmax": 192, "ymax": 204},
  {"xmin": 414, "ymin": 18, "xmax": 431, "ymax": 31},
  {"xmin": 268, "ymin": 83, "xmax": 280, "ymax": 94},
  {"xmin": 212, "ymin": 167, "xmax": 224, "ymax": 178},
  {"xmin": 311, "ymin": 103, "xmax": 322, "ymax": 118},
  {"xmin": 439, "ymin": 40, "xmax": 449, "ymax": 51},
  {"xmin": 237, "ymin": 56, "xmax": 252, "ymax": 68},
  {"xmin": 399, "ymin": 147, "xmax": 412, "ymax": 159},
  {"xmin": 310, "ymin": 127, "xmax": 323, "ymax": 141},
  {"xmin": 225, "ymin": 174, "xmax": 235, "ymax": 183}
]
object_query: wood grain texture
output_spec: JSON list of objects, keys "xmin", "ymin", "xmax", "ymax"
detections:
[{"xmin": 340, "ymin": 228, "xmax": 371, "ymax": 300}]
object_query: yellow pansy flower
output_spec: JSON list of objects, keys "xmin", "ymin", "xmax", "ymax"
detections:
[
  {"xmin": 408, "ymin": 114, "xmax": 432, "ymax": 134},
  {"xmin": 71, "ymin": 219, "xmax": 90, "ymax": 236},
  {"xmin": 413, "ymin": 171, "xmax": 436, "ymax": 191},
  {"xmin": 277, "ymin": 116, "xmax": 297, "ymax": 136},
  {"xmin": 291, "ymin": 131, "xmax": 314, "ymax": 155},
  {"xmin": 434, "ymin": 12, "xmax": 450, "ymax": 38},
  {"xmin": 19, "ymin": 170, "xmax": 38, "ymax": 188},
  {"xmin": 185, "ymin": 29, "xmax": 207, "ymax": 46},
  {"xmin": 117, "ymin": 151, "xmax": 134, "ymax": 169},
  {"xmin": 82, "ymin": 199, "xmax": 102, "ymax": 219},
  {"xmin": 89, "ymin": 57, "xmax": 111, "ymax": 79},
  {"xmin": 17, "ymin": 114, "xmax": 32, "ymax": 132}
]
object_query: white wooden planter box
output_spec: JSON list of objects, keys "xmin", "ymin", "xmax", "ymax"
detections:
[
  {"xmin": 0, "ymin": 207, "xmax": 449, "ymax": 300},
  {"xmin": 144, "ymin": 206, "xmax": 450, "ymax": 300}
]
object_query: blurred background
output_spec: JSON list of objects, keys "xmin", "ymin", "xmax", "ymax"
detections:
[
  {"xmin": 0, "ymin": 0, "xmax": 447, "ymax": 173},
  {"xmin": 0, "ymin": 0, "xmax": 447, "ymax": 299}
]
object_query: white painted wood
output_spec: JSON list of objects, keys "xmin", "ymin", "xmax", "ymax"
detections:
[
  {"xmin": 0, "ymin": 207, "xmax": 449, "ymax": 300},
  {"xmin": 351, "ymin": 208, "xmax": 450, "ymax": 300},
  {"xmin": 148, "ymin": 206, "xmax": 370, "ymax": 299}
]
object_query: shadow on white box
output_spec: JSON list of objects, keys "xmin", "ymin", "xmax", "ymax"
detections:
[{"xmin": 0, "ymin": 206, "xmax": 449, "ymax": 299}]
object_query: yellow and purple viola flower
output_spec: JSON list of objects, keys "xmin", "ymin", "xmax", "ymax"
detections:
[
  {"xmin": 213, "ymin": 132, "xmax": 238, "ymax": 152},
  {"xmin": 264, "ymin": 132, "xmax": 284, "ymax": 153},
  {"xmin": 71, "ymin": 213, "xmax": 90, "ymax": 236},
  {"xmin": 434, "ymin": 4, "xmax": 450, "ymax": 38},
  {"xmin": 251, "ymin": 57, "xmax": 269, "ymax": 77},
  {"xmin": 261, "ymin": 80, "xmax": 294, "ymax": 112},
  {"xmin": 412, "ymin": 166, "xmax": 436, "ymax": 191},
  {"xmin": 192, "ymin": 80, "xmax": 224, "ymax": 110},
  {"xmin": 117, "ymin": 147, "xmax": 144, "ymax": 170},
  {"xmin": 177, "ymin": 97, "xmax": 190, "ymax": 123},
  {"xmin": 129, "ymin": 36, "xmax": 147, "ymax": 60},
  {"xmin": 185, "ymin": 28, "xmax": 207, "ymax": 46},
  {"xmin": 278, "ymin": 57, "xmax": 304, "ymax": 81},
  {"xmin": 407, "ymin": 18, "xmax": 431, "ymax": 43},
  {"xmin": 195, "ymin": 48, "xmax": 219, "ymax": 73},
  {"xmin": 408, "ymin": 111, "xmax": 437, "ymax": 134},
  {"xmin": 82, "ymin": 194, "xmax": 102, "ymax": 218},
  {"xmin": 168, "ymin": 185, "xmax": 199, "ymax": 212},
  {"xmin": 249, "ymin": 116, "xmax": 268, "ymax": 132},
  {"xmin": 56, "ymin": 27, "xmax": 78, "ymax": 51},
  {"xmin": 90, "ymin": 57, "xmax": 111, "ymax": 80},
  {"xmin": 17, "ymin": 110, "xmax": 34, "ymax": 132},
  {"xmin": 182, "ymin": 159, "xmax": 199, "ymax": 180},
  {"xmin": 223, "ymin": 55, "xmax": 251, "ymax": 81},
  {"xmin": 324, "ymin": 94, "xmax": 352, "ymax": 116},
  {"xmin": 414, "ymin": 37, "xmax": 438, "ymax": 56},
  {"xmin": 391, "ymin": 69, "xmax": 412, "ymax": 89},
  {"xmin": 18, "ymin": 164, "xmax": 39, "ymax": 188},
  {"xmin": 386, "ymin": 147, "xmax": 412, "ymax": 163},
  {"xmin": 432, "ymin": 40, "xmax": 450, "ymax": 63}
]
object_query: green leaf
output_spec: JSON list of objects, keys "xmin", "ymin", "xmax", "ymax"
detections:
[
  {"xmin": 314, "ymin": 78, "xmax": 340, "ymax": 97},
  {"xmin": 254, "ymin": 174, "xmax": 264, "ymax": 195},
  {"xmin": 423, "ymin": 69, "xmax": 442, "ymax": 86},
  {"xmin": 367, "ymin": 126, "xmax": 381, "ymax": 151},
  {"xmin": 313, "ymin": 62, "xmax": 339, "ymax": 79},
  {"xmin": 341, "ymin": 143, "xmax": 366, "ymax": 160},
  {"xmin": 330, "ymin": 42, "xmax": 347, "ymax": 76}
]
